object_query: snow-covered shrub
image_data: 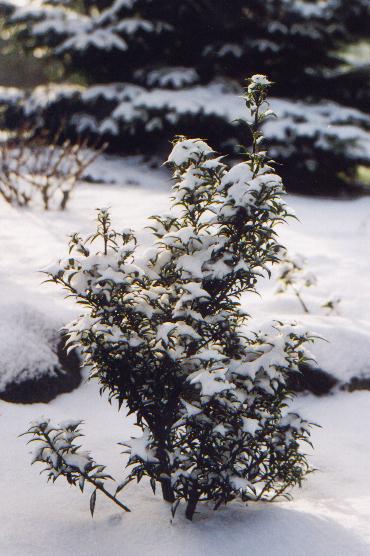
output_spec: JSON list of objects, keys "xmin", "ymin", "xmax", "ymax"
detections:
[
  {"xmin": 276, "ymin": 250, "xmax": 344, "ymax": 317},
  {"xmin": 27, "ymin": 75, "xmax": 315, "ymax": 520},
  {"xmin": 0, "ymin": 126, "xmax": 104, "ymax": 210}
]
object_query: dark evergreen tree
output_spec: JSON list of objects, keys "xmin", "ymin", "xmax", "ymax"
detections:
[{"xmin": 1, "ymin": 0, "xmax": 369, "ymax": 194}]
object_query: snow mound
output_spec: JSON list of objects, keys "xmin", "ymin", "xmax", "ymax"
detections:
[
  {"xmin": 0, "ymin": 303, "xmax": 60, "ymax": 391},
  {"xmin": 306, "ymin": 317, "xmax": 370, "ymax": 383}
]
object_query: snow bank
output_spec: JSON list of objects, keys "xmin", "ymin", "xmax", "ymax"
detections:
[
  {"xmin": 0, "ymin": 302, "xmax": 60, "ymax": 391},
  {"xmin": 247, "ymin": 194, "xmax": 370, "ymax": 385}
]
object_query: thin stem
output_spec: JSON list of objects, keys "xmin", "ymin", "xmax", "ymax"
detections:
[
  {"xmin": 94, "ymin": 482, "xmax": 131, "ymax": 513},
  {"xmin": 293, "ymin": 288, "xmax": 310, "ymax": 314},
  {"xmin": 252, "ymin": 102, "xmax": 260, "ymax": 158}
]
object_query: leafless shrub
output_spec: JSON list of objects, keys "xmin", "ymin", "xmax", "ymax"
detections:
[{"xmin": 0, "ymin": 127, "xmax": 106, "ymax": 210}]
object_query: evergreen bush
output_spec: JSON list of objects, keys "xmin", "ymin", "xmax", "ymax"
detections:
[{"xmin": 24, "ymin": 75, "xmax": 315, "ymax": 520}]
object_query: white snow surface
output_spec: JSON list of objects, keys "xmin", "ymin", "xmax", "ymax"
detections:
[
  {"xmin": 1, "ymin": 154, "xmax": 370, "ymax": 553},
  {"xmin": 0, "ymin": 303, "xmax": 60, "ymax": 390},
  {"xmin": 2, "ymin": 375, "xmax": 370, "ymax": 554}
]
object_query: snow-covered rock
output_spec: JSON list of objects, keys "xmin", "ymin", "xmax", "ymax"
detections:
[{"xmin": 0, "ymin": 303, "xmax": 81, "ymax": 403}]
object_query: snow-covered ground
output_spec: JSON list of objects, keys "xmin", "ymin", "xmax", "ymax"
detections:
[
  {"xmin": 1, "ymin": 154, "xmax": 370, "ymax": 554},
  {"xmin": 2, "ymin": 376, "xmax": 370, "ymax": 556}
]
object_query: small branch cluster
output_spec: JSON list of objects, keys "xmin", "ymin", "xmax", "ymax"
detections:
[
  {"xmin": 23, "ymin": 418, "xmax": 130, "ymax": 515},
  {"xmin": 277, "ymin": 249, "xmax": 343, "ymax": 316},
  {"xmin": 26, "ymin": 74, "xmax": 316, "ymax": 521},
  {"xmin": 276, "ymin": 250, "xmax": 317, "ymax": 314},
  {"xmin": 0, "ymin": 127, "xmax": 104, "ymax": 210},
  {"xmin": 322, "ymin": 297, "xmax": 341, "ymax": 315}
]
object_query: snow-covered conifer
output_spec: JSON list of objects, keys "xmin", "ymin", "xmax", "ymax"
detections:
[
  {"xmin": 27, "ymin": 75, "xmax": 315, "ymax": 520},
  {"xmin": 2, "ymin": 0, "xmax": 369, "ymax": 194}
]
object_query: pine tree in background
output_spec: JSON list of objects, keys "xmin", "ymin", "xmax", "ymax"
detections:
[
  {"xmin": 0, "ymin": 0, "xmax": 369, "ymax": 194},
  {"xmin": 24, "ymin": 76, "xmax": 315, "ymax": 520}
]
